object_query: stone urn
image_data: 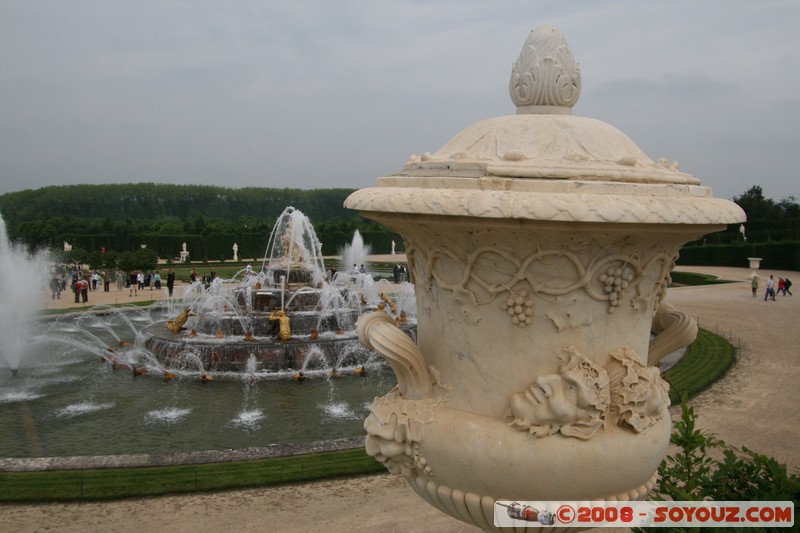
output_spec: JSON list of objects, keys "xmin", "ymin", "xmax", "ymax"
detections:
[{"xmin": 346, "ymin": 25, "xmax": 744, "ymax": 530}]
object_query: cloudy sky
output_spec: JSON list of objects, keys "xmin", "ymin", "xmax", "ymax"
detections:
[{"xmin": 1, "ymin": 1, "xmax": 797, "ymax": 202}]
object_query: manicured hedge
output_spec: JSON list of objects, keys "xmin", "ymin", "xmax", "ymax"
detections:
[
  {"xmin": 62, "ymin": 230, "xmax": 403, "ymax": 263},
  {"xmin": 677, "ymin": 241, "xmax": 800, "ymax": 271}
]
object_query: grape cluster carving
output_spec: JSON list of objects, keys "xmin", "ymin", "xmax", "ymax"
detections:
[
  {"xmin": 598, "ymin": 266, "xmax": 634, "ymax": 313},
  {"xmin": 407, "ymin": 240, "xmax": 675, "ymax": 328},
  {"xmin": 500, "ymin": 290, "xmax": 534, "ymax": 327}
]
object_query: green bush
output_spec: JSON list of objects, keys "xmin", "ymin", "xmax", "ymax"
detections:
[{"xmin": 638, "ymin": 398, "xmax": 799, "ymax": 532}]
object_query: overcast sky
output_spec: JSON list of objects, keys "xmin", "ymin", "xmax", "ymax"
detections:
[{"xmin": 1, "ymin": 1, "xmax": 798, "ymax": 202}]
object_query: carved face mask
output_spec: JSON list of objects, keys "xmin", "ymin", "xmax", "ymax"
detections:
[{"xmin": 510, "ymin": 349, "xmax": 610, "ymax": 439}]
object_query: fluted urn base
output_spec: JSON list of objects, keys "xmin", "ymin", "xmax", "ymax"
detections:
[{"xmin": 364, "ymin": 385, "xmax": 667, "ymax": 530}]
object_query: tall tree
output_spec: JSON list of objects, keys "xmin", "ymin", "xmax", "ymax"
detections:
[{"xmin": 733, "ymin": 186, "xmax": 778, "ymax": 221}]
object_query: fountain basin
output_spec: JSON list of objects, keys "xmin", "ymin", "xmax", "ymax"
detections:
[
  {"xmin": 143, "ymin": 321, "xmax": 416, "ymax": 372},
  {"xmin": 0, "ymin": 351, "xmax": 397, "ymax": 459}
]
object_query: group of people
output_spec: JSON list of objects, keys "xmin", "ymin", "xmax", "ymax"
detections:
[
  {"xmin": 188, "ymin": 267, "xmax": 218, "ymax": 291},
  {"xmin": 392, "ymin": 263, "xmax": 409, "ymax": 283},
  {"xmin": 49, "ymin": 267, "xmax": 113, "ymax": 303},
  {"xmin": 50, "ymin": 267, "xmax": 181, "ymax": 302},
  {"xmin": 127, "ymin": 269, "xmax": 177, "ymax": 296},
  {"xmin": 753, "ymin": 274, "xmax": 793, "ymax": 301}
]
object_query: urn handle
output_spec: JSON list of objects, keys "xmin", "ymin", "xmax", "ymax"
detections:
[
  {"xmin": 357, "ymin": 310, "xmax": 432, "ymax": 399},
  {"xmin": 648, "ymin": 303, "xmax": 698, "ymax": 365}
]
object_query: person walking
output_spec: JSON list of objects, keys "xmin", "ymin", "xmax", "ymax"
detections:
[
  {"xmin": 70, "ymin": 270, "xmax": 79, "ymax": 301},
  {"xmin": 129, "ymin": 271, "xmax": 138, "ymax": 296},
  {"xmin": 166, "ymin": 268, "xmax": 175, "ymax": 297},
  {"xmin": 784, "ymin": 277, "xmax": 793, "ymax": 296},
  {"xmin": 154, "ymin": 270, "xmax": 162, "ymax": 290},
  {"xmin": 50, "ymin": 273, "xmax": 62, "ymax": 300},
  {"xmin": 751, "ymin": 275, "xmax": 759, "ymax": 298},
  {"xmin": 76, "ymin": 277, "xmax": 89, "ymax": 303},
  {"xmin": 764, "ymin": 275, "xmax": 776, "ymax": 301}
]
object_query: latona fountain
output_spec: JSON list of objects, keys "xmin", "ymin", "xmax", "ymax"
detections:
[
  {"xmin": 0, "ymin": 207, "xmax": 416, "ymax": 460},
  {"xmin": 143, "ymin": 206, "xmax": 415, "ymax": 374},
  {"xmin": 346, "ymin": 25, "xmax": 744, "ymax": 530}
]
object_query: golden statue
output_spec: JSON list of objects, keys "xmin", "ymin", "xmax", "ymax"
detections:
[
  {"xmin": 167, "ymin": 307, "xmax": 194, "ymax": 334},
  {"xmin": 269, "ymin": 309, "xmax": 292, "ymax": 341}
]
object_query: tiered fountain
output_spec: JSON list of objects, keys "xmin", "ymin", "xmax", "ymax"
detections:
[
  {"xmin": 0, "ymin": 207, "xmax": 416, "ymax": 460},
  {"xmin": 347, "ymin": 25, "xmax": 744, "ymax": 530},
  {"xmin": 142, "ymin": 206, "xmax": 415, "ymax": 374}
]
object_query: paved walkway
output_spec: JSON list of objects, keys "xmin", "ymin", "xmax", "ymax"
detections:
[
  {"xmin": 41, "ymin": 282, "xmax": 173, "ymax": 312},
  {"xmin": 12, "ymin": 264, "xmax": 799, "ymax": 532}
]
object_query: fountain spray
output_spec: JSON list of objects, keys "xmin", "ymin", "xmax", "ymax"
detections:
[{"xmin": 0, "ymin": 214, "xmax": 50, "ymax": 376}]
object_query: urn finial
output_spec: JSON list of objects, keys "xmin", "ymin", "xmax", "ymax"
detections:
[{"xmin": 510, "ymin": 24, "xmax": 581, "ymax": 115}]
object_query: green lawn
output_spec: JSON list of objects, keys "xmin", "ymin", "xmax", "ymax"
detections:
[
  {"xmin": 0, "ymin": 447, "xmax": 384, "ymax": 503},
  {"xmin": 669, "ymin": 271, "xmax": 735, "ymax": 286},
  {"xmin": 662, "ymin": 327, "xmax": 736, "ymax": 404}
]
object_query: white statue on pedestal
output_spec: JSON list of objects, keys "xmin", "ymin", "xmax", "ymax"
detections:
[{"xmin": 232, "ymin": 243, "xmax": 238, "ymax": 262}]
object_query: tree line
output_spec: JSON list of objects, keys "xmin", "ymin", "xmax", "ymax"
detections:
[
  {"xmin": 677, "ymin": 185, "xmax": 800, "ymax": 271},
  {"xmin": 0, "ymin": 184, "xmax": 401, "ymax": 268},
  {"xmin": 1, "ymin": 183, "xmax": 796, "ymax": 271},
  {"xmin": 700, "ymin": 185, "xmax": 799, "ymax": 245}
]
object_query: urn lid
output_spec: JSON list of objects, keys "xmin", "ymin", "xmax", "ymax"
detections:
[{"xmin": 345, "ymin": 25, "xmax": 745, "ymax": 226}]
